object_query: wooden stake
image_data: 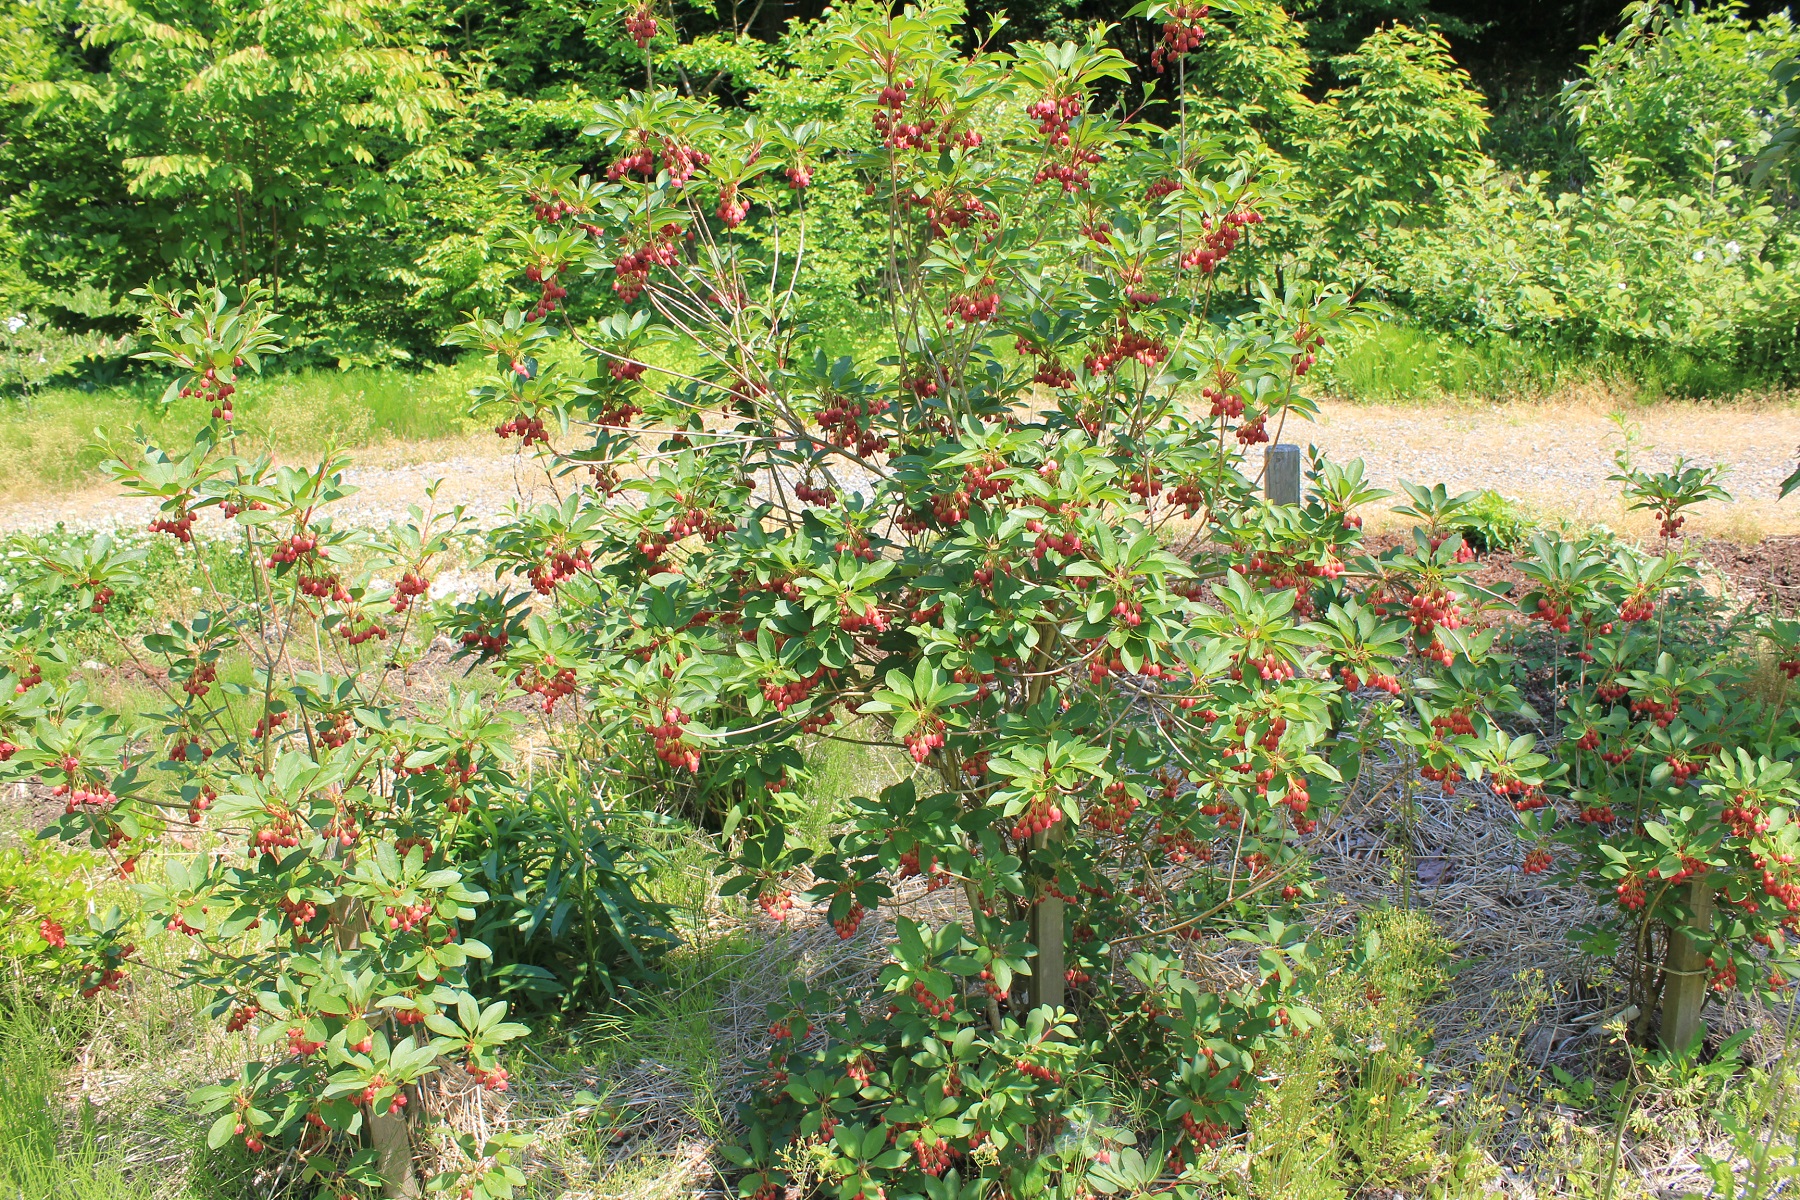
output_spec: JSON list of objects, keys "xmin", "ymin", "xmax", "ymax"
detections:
[
  {"xmin": 1659, "ymin": 878, "xmax": 1715, "ymax": 1054},
  {"xmin": 1265, "ymin": 444, "xmax": 1301, "ymax": 506},
  {"xmin": 336, "ymin": 899, "xmax": 420, "ymax": 1198}
]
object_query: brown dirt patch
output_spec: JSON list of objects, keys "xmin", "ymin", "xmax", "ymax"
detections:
[{"xmin": 1361, "ymin": 531, "xmax": 1800, "ymax": 616}]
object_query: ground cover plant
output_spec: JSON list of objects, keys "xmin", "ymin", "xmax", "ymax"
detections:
[{"xmin": 3, "ymin": 3, "xmax": 1800, "ymax": 1200}]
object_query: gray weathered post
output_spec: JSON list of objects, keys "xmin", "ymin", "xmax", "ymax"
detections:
[
  {"xmin": 1659, "ymin": 879, "xmax": 1716, "ymax": 1053},
  {"xmin": 1265, "ymin": 443, "xmax": 1302, "ymax": 506}
]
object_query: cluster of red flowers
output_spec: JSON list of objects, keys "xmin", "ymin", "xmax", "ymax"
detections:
[
  {"xmin": 528, "ymin": 545, "xmax": 594, "ymax": 594},
  {"xmin": 12, "ymin": 660, "xmax": 42, "ymax": 693},
  {"xmin": 1406, "ymin": 589, "xmax": 1464, "ymax": 643},
  {"xmin": 1151, "ymin": 2, "xmax": 1210, "ymax": 72},
  {"xmin": 647, "ymin": 706, "xmax": 699, "ymax": 772},
  {"xmin": 832, "ymin": 899, "xmax": 867, "ymax": 939},
  {"xmin": 815, "ymin": 392, "xmax": 891, "ymax": 458},
  {"xmin": 298, "ymin": 571, "xmax": 350, "ymax": 603},
  {"xmin": 1084, "ymin": 327, "xmax": 1168, "ymax": 374},
  {"xmin": 1182, "ymin": 208, "xmax": 1259, "ymax": 273},
  {"xmin": 904, "ymin": 715, "xmax": 946, "ymax": 763},
  {"xmin": 762, "ymin": 666, "xmax": 829, "ymax": 713},
  {"xmin": 1291, "ymin": 321, "xmax": 1324, "ymax": 376},
  {"xmin": 391, "ymin": 570, "xmax": 431, "ymax": 613},
  {"xmin": 180, "ymin": 360, "xmax": 241, "ymax": 421},
  {"xmin": 516, "ymin": 664, "xmax": 577, "ymax": 713},
  {"xmin": 608, "ymin": 135, "xmax": 708, "ymax": 187},
  {"xmin": 250, "ymin": 815, "xmax": 302, "ymax": 858},
  {"xmin": 529, "ymin": 190, "xmax": 577, "ymax": 222},
  {"xmin": 1011, "ymin": 797, "xmax": 1063, "ymax": 840},
  {"xmin": 1027, "ymin": 94, "xmax": 1082, "ymax": 138},
  {"xmin": 946, "ymin": 289, "xmax": 1001, "ymax": 325},
  {"xmin": 149, "ymin": 507, "xmax": 196, "ymax": 542},
  {"xmin": 1630, "ymin": 693, "xmax": 1680, "ymax": 728},
  {"xmin": 1529, "ymin": 595, "xmax": 1573, "ymax": 633},
  {"xmin": 52, "ymin": 780, "xmax": 117, "ymax": 813},
  {"xmin": 1339, "ymin": 667, "xmax": 1403, "ymax": 694},
  {"xmin": 1724, "ymin": 791, "xmax": 1769, "ymax": 837},
  {"xmin": 872, "ymin": 78, "xmax": 953, "ymax": 151},
  {"xmin": 524, "ymin": 265, "xmax": 568, "ymax": 321},
  {"xmin": 266, "ymin": 531, "xmax": 321, "ymax": 567},
  {"xmin": 716, "ymin": 185, "xmax": 750, "ymax": 229},
  {"xmin": 1035, "ymin": 143, "xmax": 1103, "ymax": 193},
  {"xmin": 623, "ymin": 1, "xmax": 657, "ymax": 47},
  {"xmin": 384, "ymin": 902, "xmax": 433, "ymax": 933},
  {"xmin": 908, "ymin": 187, "xmax": 996, "ymax": 237},
  {"xmin": 459, "ymin": 623, "xmax": 510, "ymax": 657},
  {"xmin": 612, "ymin": 230, "xmax": 680, "ymax": 301}
]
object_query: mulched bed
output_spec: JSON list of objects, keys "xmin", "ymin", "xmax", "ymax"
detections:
[{"xmin": 1362, "ymin": 532, "xmax": 1800, "ymax": 616}]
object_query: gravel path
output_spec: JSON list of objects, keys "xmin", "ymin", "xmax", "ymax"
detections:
[
  {"xmin": 0, "ymin": 437, "xmax": 564, "ymax": 536},
  {"xmin": 1298, "ymin": 399, "xmax": 1800, "ymax": 538},
  {"xmin": 2, "ymin": 400, "xmax": 1796, "ymax": 538}
]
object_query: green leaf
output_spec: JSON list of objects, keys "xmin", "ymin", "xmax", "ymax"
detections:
[{"xmin": 207, "ymin": 1111, "xmax": 240, "ymax": 1150}]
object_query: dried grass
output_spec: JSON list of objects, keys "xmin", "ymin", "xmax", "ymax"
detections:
[{"xmin": 1304, "ymin": 740, "xmax": 1787, "ymax": 1199}]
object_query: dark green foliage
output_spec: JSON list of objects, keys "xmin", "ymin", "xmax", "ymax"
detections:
[
  {"xmin": 458, "ymin": 783, "xmax": 676, "ymax": 1012},
  {"xmin": 7, "ymin": 0, "xmax": 1800, "ymax": 385}
]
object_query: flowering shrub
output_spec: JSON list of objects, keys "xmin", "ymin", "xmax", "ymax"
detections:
[
  {"xmin": 0, "ymin": 837, "xmax": 95, "ymax": 987},
  {"xmin": 7, "ymin": 4, "xmax": 1797, "ymax": 1199},
  {"xmin": 1506, "ymin": 535, "xmax": 1800, "ymax": 1023},
  {"xmin": 0, "ymin": 289, "xmax": 564, "ymax": 1197},
  {"xmin": 439, "ymin": 5, "xmax": 1455, "ymax": 1196}
]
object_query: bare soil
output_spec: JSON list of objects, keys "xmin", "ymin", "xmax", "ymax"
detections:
[{"xmin": 1364, "ymin": 530, "xmax": 1800, "ymax": 616}]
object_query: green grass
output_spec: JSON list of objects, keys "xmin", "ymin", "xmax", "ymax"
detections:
[
  {"xmin": 0, "ymin": 359, "xmax": 488, "ymax": 500},
  {"xmin": 0, "ymin": 985, "xmax": 252, "ymax": 1200},
  {"xmin": 0, "ymin": 993, "xmax": 150, "ymax": 1200},
  {"xmin": 1323, "ymin": 322, "xmax": 1797, "ymax": 405}
]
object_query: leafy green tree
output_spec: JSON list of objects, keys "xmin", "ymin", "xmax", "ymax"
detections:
[
  {"xmin": 1313, "ymin": 22, "xmax": 1487, "ymax": 277},
  {"xmin": 1564, "ymin": 0, "xmax": 1800, "ymax": 193},
  {"xmin": 1177, "ymin": 0, "xmax": 1322, "ymax": 162},
  {"xmin": 31, "ymin": 0, "xmax": 454, "ymax": 297},
  {"xmin": 1164, "ymin": 5, "xmax": 1488, "ymax": 288}
]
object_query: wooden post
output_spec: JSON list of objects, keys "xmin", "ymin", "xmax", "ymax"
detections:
[
  {"xmin": 1028, "ymin": 828, "xmax": 1065, "ymax": 1011},
  {"xmin": 370, "ymin": 1113, "xmax": 421, "ymax": 1200},
  {"xmin": 336, "ymin": 900, "xmax": 420, "ymax": 1198},
  {"xmin": 1659, "ymin": 879, "xmax": 1716, "ymax": 1054},
  {"xmin": 1265, "ymin": 444, "xmax": 1302, "ymax": 506}
]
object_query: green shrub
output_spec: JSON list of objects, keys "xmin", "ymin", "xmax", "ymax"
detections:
[
  {"xmin": 0, "ymin": 838, "xmax": 93, "ymax": 987},
  {"xmin": 1393, "ymin": 159, "xmax": 1800, "ymax": 367},
  {"xmin": 1564, "ymin": 1, "xmax": 1800, "ymax": 194},
  {"xmin": 458, "ymin": 779, "xmax": 676, "ymax": 1013},
  {"xmin": 1390, "ymin": 3, "xmax": 1800, "ymax": 376},
  {"xmin": 1455, "ymin": 490, "xmax": 1535, "ymax": 555}
]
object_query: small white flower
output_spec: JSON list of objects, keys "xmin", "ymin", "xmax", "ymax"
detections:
[
  {"xmin": 5, "ymin": 314, "xmax": 25, "ymax": 333},
  {"xmin": 1693, "ymin": 249, "xmax": 1707, "ymax": 262}
]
